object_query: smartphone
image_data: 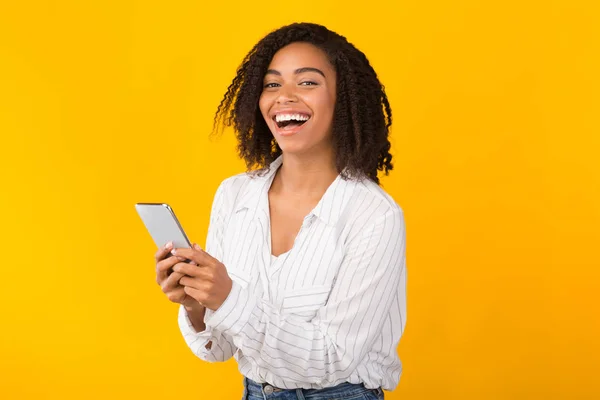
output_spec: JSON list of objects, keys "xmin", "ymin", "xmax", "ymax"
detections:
[{"xmin": 135, "ymin": 203, "xmax": 193, "ymax": 263}]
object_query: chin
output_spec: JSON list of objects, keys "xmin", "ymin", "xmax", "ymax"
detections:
[
  {"xmin": 278, "ymin": 141, "xmax": 331, "ymax": 157},
  {"xmin": 276, "ymin": 143, "xmax": 309, "ymax": 155},
  {"xmin": 270, "ymin": 126, "xmax": 332, "ymax": 156}
]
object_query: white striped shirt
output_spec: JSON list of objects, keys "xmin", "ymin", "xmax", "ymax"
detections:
[{"xmin": 178, "ymin": 155, "xmax": 407, "ymax": 391}]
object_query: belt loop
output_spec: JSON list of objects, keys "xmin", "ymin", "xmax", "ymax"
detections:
[{"xmin": 295, "ymin": 388, "xmax": 305, "ymax": 400}]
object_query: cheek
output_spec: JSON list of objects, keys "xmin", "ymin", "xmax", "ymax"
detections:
[
  {"xmin": 315, "ymin": 94, "xmax": 336, "ymax": 124},
  {"xmin": 317, "ymin": 94, "xmax": 336, "ymax": 136}
]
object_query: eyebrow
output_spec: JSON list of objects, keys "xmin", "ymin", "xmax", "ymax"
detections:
[{"xmin": 265, "ymin": 67, "xmax": 326, "ymax": 78}]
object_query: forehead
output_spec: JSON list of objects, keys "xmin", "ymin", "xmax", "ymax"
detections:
[{"xmin": 267, "ymin": 42, "xmax": 334, "ymax": 73}]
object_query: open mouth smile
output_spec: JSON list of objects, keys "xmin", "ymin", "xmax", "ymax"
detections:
[{"xmin": 272, "ymin": 113, "xmax": 312, "ymax": 130}]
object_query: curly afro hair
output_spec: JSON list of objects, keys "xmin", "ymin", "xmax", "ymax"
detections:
[{"xmin": 212, "ymin": 22, "xmax": 393, "ymax": 185}]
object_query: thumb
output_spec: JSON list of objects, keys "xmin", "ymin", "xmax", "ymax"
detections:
[{"xmin": 193, "ymin": 243, "xmax": 203, "ymax": 251}]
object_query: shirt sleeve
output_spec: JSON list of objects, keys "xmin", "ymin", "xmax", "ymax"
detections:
[
  {"xmin": 177, "ymin": 179, "xmax": 238, "ymax": 362},
  {"xmin": 203, "ymin": 207, "xmax": 407, "ymax": 385}
]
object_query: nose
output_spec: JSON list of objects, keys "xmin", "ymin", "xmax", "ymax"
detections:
[{"xmin": 276, "ymin": 83, "xmax": 298, "ymax": 104}]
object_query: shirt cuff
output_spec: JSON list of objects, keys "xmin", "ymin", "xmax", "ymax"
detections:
[
  {"xmin": 204, "ymin": 280, "xmax": 253, "ymax": 335},
  {"xmin": 178, "ymin": 304, "xmax": 214, "ymax": 353}
]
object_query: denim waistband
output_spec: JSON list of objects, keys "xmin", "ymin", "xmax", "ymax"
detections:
[{"xmin": 243, "ymin": 376, "xmax": 383, "ymax": 399}]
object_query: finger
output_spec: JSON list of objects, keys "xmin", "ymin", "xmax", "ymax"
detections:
[
  {"xmin": 170, "ymin": 247, "xmax": 203, "ymax": 265},
  {"xmin": 162, "ymin": 271, "xmax": 185, "ymax": 292},
  {"xmin": 165, "ymin": 286, "xmax": 186, "ymax": 304},
  {"xmin": 172, "ymin": 247, "xmax": 215, "ymax": 266},
  {"xmin": 156, "ymin": 255, "xmax": 188, "ymax": 283},
  {"xmin": 172, "ymin": 262, "xmax": 204, "ymax": 278},
  {"xmin": 179, "ymin": 275, "xmax": 203, "ymax": 290},
  {"xmin": 183, "ymin": 285, "xmax": 205, "ymax": 305},
  {"xmin": 154, "ymin": 241, "xmax": 174, "ymax": 263},
  {"xmin": 157, "ymin": 254, "xmax": 187, "ymax": 273}
]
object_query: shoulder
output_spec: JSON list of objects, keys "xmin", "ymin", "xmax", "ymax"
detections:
[
  {"xmin": 216, "ymin": 172, "xmax": 250, "ymax": 195},
  {"xmin": 344, "ymin": 178, "xmax": 405, "ymax": 233},
  {"xmin": 212, "ymin": 171, "xmax": 260, "ymax": 210}
]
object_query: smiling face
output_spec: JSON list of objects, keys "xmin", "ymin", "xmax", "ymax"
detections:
[{"xmin": 259, "ymin": 42, "xmax": 337, "ymax": 156}]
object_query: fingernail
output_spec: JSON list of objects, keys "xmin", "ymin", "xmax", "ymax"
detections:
[
  {"xmin": 171, "ymin": 249, "xmax": 177, "ymax": 255},
  {"xmin": 165, "ymin": 241, "xmax": 173, "ymax": 249},
  {"xmin": 194, "ymin": 243, "xmax": 202, "ymax": 250}
]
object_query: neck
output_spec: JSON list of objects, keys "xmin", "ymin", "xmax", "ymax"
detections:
[{"xmin": 272, "ymin": 149, "xmax": 338, "ymax": 197}]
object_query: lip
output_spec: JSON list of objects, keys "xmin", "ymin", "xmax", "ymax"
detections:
[
  {"xmin": 270, "ymin": 108, "xmax": 312, "ymax": 137},
  {"xmin": 270, "ymin": 108, "xmax": 312, "ymax": 120},
  {"xmin": 273, "ymin": 117, "xmax": 311, "ymax": 137}
]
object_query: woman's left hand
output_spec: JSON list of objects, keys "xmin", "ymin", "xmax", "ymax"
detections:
[{"xmin": 171, "ymin": 244, "xmax": 233, "ymax": 311}]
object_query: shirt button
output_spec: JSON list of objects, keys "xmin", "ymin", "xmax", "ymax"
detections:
[{"xmin": 264, "ymin": 385, "xmax": 274, "ymax": 395}]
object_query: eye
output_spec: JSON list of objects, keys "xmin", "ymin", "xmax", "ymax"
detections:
[
  {"xmin": 264, "ymin": 82, "xmax": 280, "ymax": 89},
  {"xmin": 300, "ymin": 81, "xmax": 318, "ymax": 86}
]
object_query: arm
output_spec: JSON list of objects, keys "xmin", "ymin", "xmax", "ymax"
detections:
[
  {"xmin": 178, "ymin": 179, "xmax": 238, "ymax": 362},
  {"xmin": 204, "ymin": 208, "xmax": 406, "ymax": 385}
]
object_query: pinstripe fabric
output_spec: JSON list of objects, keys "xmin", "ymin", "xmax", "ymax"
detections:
[{"xmin": 178, "ymin": 155, "xmax": 407, "ymax": 391}]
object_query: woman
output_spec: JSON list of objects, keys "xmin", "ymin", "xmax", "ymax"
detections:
[{"xmin": 154, "ymin": 22, "xmax": 406, "ymax": 399}]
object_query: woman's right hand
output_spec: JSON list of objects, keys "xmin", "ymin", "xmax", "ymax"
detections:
[{"xmin": 155, "ymin": 241, "xmax": 198, "ymax": 308}]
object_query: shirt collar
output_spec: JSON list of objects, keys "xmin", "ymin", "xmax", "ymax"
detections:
[{"xmin": 234, "ymin": 154, "xmax": 359, "ymax": 227}]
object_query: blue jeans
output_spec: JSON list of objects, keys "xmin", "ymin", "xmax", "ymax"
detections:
[{"xmin": 242, "ymin": 376, "xmax": 384, "ymax": 400}]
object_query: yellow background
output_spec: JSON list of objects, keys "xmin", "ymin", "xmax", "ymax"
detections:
[{"xmin": 1, "ymin": 0, "xmax": 598, "ymax": 399}]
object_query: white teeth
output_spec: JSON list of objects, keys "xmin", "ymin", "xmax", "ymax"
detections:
[{"xmin": 275, "ymin": 113, "xmax": 310, "ymax": 123}]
